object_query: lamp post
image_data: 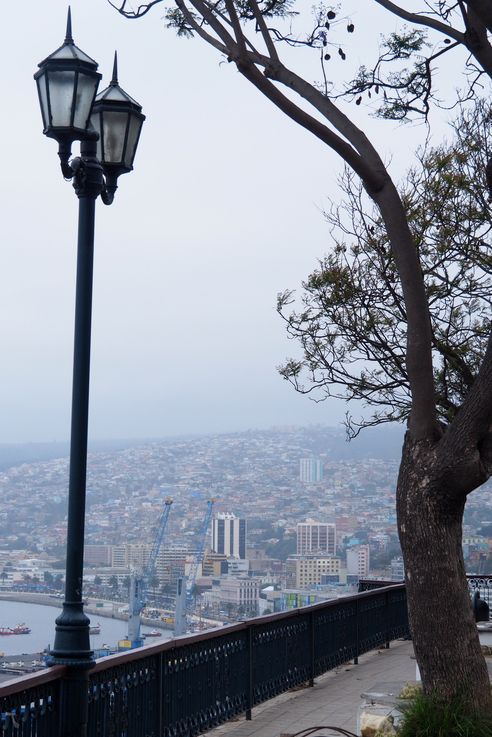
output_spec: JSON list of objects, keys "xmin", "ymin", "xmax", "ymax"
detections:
[{"xmin": 34, "ymin": 9, "xmax": 144, "ymax": 736}]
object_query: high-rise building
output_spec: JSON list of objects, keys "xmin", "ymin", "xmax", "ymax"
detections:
[
  {"xmin": 212, "ymin": 513, "xmax": 247, "ymax": 559},
  {"xmin": 299, "ymin": 458, "xmax": 323, "ymax": 483},
  {"xmin": 346, "ymin": 545, "xmax": 370, "ymax": 578},
  {"xmin": 297, "ymin": 521, "xmax": 336, "ymax": 556}
]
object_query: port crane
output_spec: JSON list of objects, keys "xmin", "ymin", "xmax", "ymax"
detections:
[
  {"xmin": 174, "ymin": 498, "xmax": 215, "ymax": 635},
  {"xmin": 127, "ymin": 496, "xmax": 173, "ymax": 647}
]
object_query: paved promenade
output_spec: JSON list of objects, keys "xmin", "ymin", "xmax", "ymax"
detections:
[{"xmin": 205, "ymin": 639, "xmax": 416, "ymax": 737}]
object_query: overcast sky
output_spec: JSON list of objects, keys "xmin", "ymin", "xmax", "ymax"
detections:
[{"xmin": 1, "ymin": 1, "xmax": 451, "ymax": 443}]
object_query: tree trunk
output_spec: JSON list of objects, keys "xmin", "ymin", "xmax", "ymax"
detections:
[{"xmin": 397, "ymin": 435, "xmax": 492, "ymax": 712}]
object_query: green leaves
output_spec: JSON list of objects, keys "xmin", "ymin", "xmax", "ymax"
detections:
[{"xmin": 385, "ymin": 29, "xmax": 427, "ymax": 58}]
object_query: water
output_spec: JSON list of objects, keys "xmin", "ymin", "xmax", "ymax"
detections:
[{"xmin": 0, "ymin": 600, "xmax": 170, "ymax": 656}]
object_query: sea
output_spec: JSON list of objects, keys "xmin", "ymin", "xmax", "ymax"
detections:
[{"xmin": 0, "ymin": 600, "xmax": 171, "ymax": 656}]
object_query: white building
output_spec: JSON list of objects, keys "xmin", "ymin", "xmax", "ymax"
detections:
[
  {"xmin": 299, "ymin": 458, "xmax": 323, "ymax": 483},
  {"xmin": 346, "ymin": 545, "xmax": 370, "ymax": 578},
  {"xmin": 297, "ymin": 521, "xmax": 336, "ymax": 556},
  {"xmin": 203, "ymin": 575, "xmax": 260, "ymax": 612},
  {"xmin": 212, "ymin": 513, "xmax": 247, "ymax": 559}
]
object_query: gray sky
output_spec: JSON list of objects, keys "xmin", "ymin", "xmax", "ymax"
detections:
[{"xmin": 1, "ymin": 1, "xmax": 442, "ymax": 442}]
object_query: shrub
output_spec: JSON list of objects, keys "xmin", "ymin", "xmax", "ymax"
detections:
[{"xmin": 397, "ymin": 693, "xmax": 492, "ymax": 737}]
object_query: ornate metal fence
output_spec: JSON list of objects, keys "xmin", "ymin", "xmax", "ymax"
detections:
[
  {"xmin": 360, "ymin": 576, "xmax": 492, "ymax": 621},
  {"xmin": 467, "ymin": 575, "xmax": 492, "ymax": 613},
  {"xmin": 0, "ymin": 585, "xmax": 408, "ymax": 737},
  {"xmin": 0, "ymin": 668, "xmax": 62, "ymax": 737}
]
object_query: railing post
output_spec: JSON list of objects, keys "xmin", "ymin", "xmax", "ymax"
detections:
[
  {"xmin": 354, "ymin": 596, "xmax": 359, "ymax": 665},
  {"xmin": 385, "ymin": 591, "xmax": 390, "ymax": 649},
  {"xmin": 158, "ymin": 651, "xmax": 163, "ymax": 736},
  {"xmin": 309, "ymin": 610, "xmax": 315, "ymax": 687},
  {"xmin": 246, "ymin": 624, "xmax": 253, "ymax": 720}
]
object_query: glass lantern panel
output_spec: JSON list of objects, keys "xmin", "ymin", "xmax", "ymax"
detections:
[
  {"xmin": 124, "ymin": 114, "xmax": 143, "ymax": 168},
  {"xmin": 73, "ymin": 74, "xmax": 99, "ymax": 130},
  {"xmin": 36, "ymin": 72, "xmax": 49, "ymax": 129},
  {"xmin": 101, "ymin": 110, "xmax": 128, "ymax": 164},
  {"xmin": 90, "ymin": 111, "xmax": 102, "ymax": 161},
  {"xmin": 48, "ymin": 70, "xmax": 76, "ymax": 128}
]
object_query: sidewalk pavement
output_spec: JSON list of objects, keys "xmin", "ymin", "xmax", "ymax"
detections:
[{"xmin": 204, "ymin": 639, "xmax": 416, "ymax": 737}]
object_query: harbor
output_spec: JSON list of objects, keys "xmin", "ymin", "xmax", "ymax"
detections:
[{"xmin": 0, "ymin": 598, "xmax": 172, "ymax": 665}]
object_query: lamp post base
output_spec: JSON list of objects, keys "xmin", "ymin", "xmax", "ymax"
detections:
[{"xmin": 48, "ymin": 601, "xmax": 94, "ymax": 666}]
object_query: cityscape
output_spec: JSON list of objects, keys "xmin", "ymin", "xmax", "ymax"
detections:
[{"xmin": 1, "ymin": 425, "xmax": 491, "ymax": 637}]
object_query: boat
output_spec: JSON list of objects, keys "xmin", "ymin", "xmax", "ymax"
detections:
[
  {"xmin": 142, "ymin": 630, "xmax": 162, "ymax": 638},
  {"xmin": 0, "ymin": 624, "xmax": 31, "ymax": 635},
  {"xmin": 11, "ymin": 624, "xmax": 31, "ymax": 635},
  {"xmin": 89, "ymin": 623, "xmax": 101, "ymax": 635}
]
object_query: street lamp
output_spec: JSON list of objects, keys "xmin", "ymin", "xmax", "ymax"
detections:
[{"xmin": 35, "ymin": 8, "xmax": 144, "ymax": 736}]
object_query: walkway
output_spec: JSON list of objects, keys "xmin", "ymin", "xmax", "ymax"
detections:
[{"xmin": 205, "ymin": 639, "xmax": 416, "ymax": 737}]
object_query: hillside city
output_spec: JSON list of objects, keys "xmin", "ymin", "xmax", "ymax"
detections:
[{"xmin": 1, "ymin": 425, "xmax": 491, "ymax": 623}]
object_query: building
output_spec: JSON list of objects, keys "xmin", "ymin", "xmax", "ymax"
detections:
[
  {"xmin": 155, "ymin": 545, "xmax": 190, "ymax": 587},
  {"xmin": 391, "ymin": 556, "xmax": 405, "ymax": 581},
  {"xmin": 297, "ymin": 521, "xmax": 336, "ymax": 556},
  {"xmin": 202, "ymin": 552, "xmax": 228, "ymax": 577},
  {"xmin": 203, "ymin": 575, "xmax": 260, "ymax": 614},
  {"xmin": 212, "ymin": 513, "xmax": 247, "ymax": 559},
  {"xmin": 84, "ymin": 545, "xmax": 112, "ymax": 566},
  {"xmin": 111, "ymin": 544, "xmax": 151, "ymax": 570},
  {"xmin": 346, "ymin": 545, "xmax": 370, "ymax": 578},
  {"xmin": 286, "ymin": 554, "xmax": 341, "ymax": 588},
  {"xmin": 281, "ymin": 590, "xmax": 319, "ymax": 610},
  {"xmin": 299, "ymin": 458, "xmax": 323, "ymax": 483}
]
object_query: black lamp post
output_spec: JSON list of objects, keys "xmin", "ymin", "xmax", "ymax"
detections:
[{"xmin": 35, "ymin": 9, "xmax": 144, "ymax": 736}]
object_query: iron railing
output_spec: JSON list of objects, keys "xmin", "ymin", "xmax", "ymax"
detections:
[
  {"xmin": 0, "ymin": 667, "xmax": 62, "ymax": 737},
  {"xmin": 0, "ymin": 584, "xmax": 408, "ymax": 737},
  {"xmin": 359, "ymin": 576, "xmax": 492, "ymax": 620},
  {"xmin": 467, "ymin": 575, "xmax": 492, "ymax": 613}
]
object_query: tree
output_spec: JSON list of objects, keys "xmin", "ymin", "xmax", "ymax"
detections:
[
  {"xmin": 108, "ymin": 575, "xmax": 119, "ymax": 594},
  {"xmin": 94, "ymin": 575, "xmax": 102, "ymax": 587},
  {"xmin": 110, "ymin": 0, "xmax": 492, "ymax": 712},
  {"xmin": 278, "ymin": 102, "xmax": 492, "ymax": 435},
  {"xmin": 43, "ymin": 571, "xmax": 54, "ymax": 585}
]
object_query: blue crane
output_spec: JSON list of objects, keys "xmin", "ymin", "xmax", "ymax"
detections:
[
  {"xmin": 186, "ymin": 498, "xmax": 215, "ymax": 605},
  {"xmin": 174, "ymin": 499, "xmax": 215, "ymax": 635},
  {"xmin": 127, "ymin": 496, "xmax": 173, "ymax": 647}
]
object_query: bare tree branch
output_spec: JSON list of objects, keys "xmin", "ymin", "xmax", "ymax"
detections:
[{"xmin": 373, "ymin": 0, "xmax": 464, "ymax": 41}]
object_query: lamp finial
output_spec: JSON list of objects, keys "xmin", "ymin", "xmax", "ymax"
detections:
[
  {"xmin": 65, "ymin": 6, "xmax": 74, "ymax": 44},
  {"xmin": 111, "ymin": 51, "xmax": 119, "ymax": 86}
]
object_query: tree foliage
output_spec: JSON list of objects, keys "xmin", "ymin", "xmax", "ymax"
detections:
[
  {"xmin": 110, "ymin": 1, "xmax": 492, "ymax": 122},
  {"xmin": 278, "ymin": 100, "xmax": 492, "ymax": 435}
]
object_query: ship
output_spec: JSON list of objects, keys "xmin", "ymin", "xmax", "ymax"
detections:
[
  {"xmin": 0, "ymin": 623, "xmax": 31, "ymax": 635},
  {"xmin": 89, "ymin": 623, "xmax": 101, "ymax": 635}
]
